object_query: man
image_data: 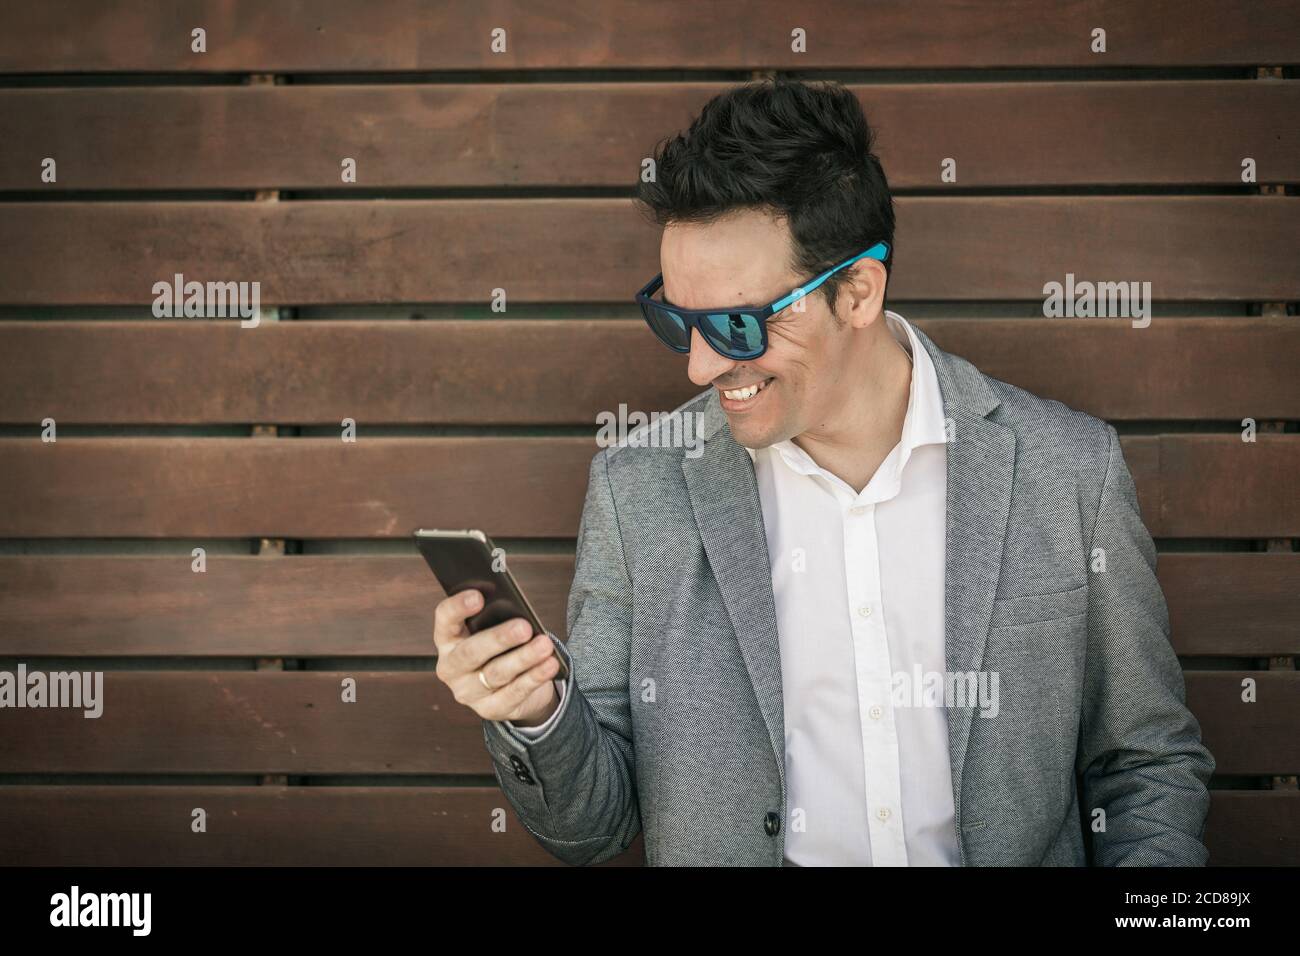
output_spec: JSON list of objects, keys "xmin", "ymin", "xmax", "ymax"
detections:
[{"xmin": 433, "ymin": 78, "xmax": 1214, "ymax": 865}]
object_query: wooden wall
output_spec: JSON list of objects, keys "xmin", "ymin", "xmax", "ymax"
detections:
[{"xmin": 0, "ymin": 0, "xmax": 1296, "ymax": 866}]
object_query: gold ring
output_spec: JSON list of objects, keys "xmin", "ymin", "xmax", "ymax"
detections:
[{"xmin": 478, "ymin": 669, "xmax": 495, "ymax": 692}]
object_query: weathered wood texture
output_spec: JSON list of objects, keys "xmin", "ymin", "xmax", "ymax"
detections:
[
  {"xmin": 1, "ymin": 198, "xmax": 1296, "ymax": 305},
  {"xmin": 2, "ymin": 1, "xmax": 1297, "ymax": 71}
]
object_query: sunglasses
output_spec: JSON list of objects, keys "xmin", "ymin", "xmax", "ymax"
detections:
[{"xmin": 635, "ymin": 241, "xmax": 890, "ymax": 361}]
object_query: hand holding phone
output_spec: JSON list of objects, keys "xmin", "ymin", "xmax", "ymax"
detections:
[{"xmin": 419, "ymin": 529, "xmax": 566, "ymax": 727}]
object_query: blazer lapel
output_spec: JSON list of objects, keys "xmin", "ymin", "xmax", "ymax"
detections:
[
  {"xmin": 683, "ymin": 397, "xmax": 787, "ymax": 799},
  {"xmin": 911, "ymin": 323, "xmax": 1016, "ymax": 851}
]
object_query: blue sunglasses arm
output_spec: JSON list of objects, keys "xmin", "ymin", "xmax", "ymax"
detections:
[{"xmin": 768, "ymin": 241, "xmax": 890, "ymax": 314}]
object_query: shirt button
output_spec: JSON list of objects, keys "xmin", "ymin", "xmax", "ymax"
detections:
[
  {"xmin": 877, "ymin": 807, "xmax": 892, "ymax": 822},
  {"xmin": 849, "ymin": 505, "xmax": 869, "ymax": 516},
  {"xmin": 869, "ymin": 705, "xmax": 883, "ymax": 720},
  {"xmin": 857, "ymin": 605, "xmax": 872, "ymax": 618}
]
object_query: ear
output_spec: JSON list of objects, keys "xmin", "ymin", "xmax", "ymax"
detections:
[{"xmin": 839, "ymin": 258, "xmax": 888, "ymax": 330}]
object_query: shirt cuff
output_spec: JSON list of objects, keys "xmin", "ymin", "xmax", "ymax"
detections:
[{"xmin": 506, "ymin": 679, "xmax": 567, "ymax": 738}]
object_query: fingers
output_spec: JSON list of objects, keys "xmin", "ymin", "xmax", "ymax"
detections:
[
  {"xmin": 476, "ymin": 653, "xmax": 562, "ymax": 722},
  {"xmin": 476, "ymin": 631, "xmax": 558, "ymax": 694},
  {"xmin": 433, "ymin": 592, "xmax": 547, "ymax": 678},
  {"xmin": 432, "ymin": 589, "xmax": 482, "ymax": 657},
  {"xmin": 450, "ymin": 629, "xmax": 558, "ymax": 718},
  {"xmin": 431, "ymin": 591, "xmax": 560, "ymax": 721},
  {"xmin": 456, "ymin": 617, "xmax": 547, "ymax": 676}
]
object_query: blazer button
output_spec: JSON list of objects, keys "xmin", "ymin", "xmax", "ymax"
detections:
[{"xmin": 764, "ymin": 811, "xmax": 781, "ymax": 836}]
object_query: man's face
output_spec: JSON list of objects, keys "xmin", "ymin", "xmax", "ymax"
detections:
[{"xmin": 661, "ymin": 208, "xmax": 871, "ymax": 450}]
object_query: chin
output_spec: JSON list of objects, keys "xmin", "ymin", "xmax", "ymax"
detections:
[{"xmin": 727, "ymin": 417, "xmax": 771, "ymax": 449}]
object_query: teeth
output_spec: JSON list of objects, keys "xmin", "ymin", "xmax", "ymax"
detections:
[{"xmin": 724, "ymin": 381, "xmax": 765, "ymax": 401}]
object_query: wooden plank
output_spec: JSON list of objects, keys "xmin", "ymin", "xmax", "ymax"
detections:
[
  {"xmin": 3, "ymin": 81, "xmax": 1296, "ymax": 190},
  {"xmin": 1, "ymin": 1, "xmax": 1295, "ymax": 72},
  {"xmin": 0, "ymin": 554, "xmax": 576, "ymax": 656},
  {"xmin": 0, "ymin": 672, "xmax": 1291, "ymax": 775},
  {"xmin": 0, "ymin": 437, "xmax": 596, "ymax": 538},
  {"xmin": 923, "ymin": 318, "xmax": 1300, "ymax": 422},
  {"xmin": 1184, "ymin": 672, "xmax": 1300, "ymax": 777},
  {"xmin": 0, "ymin": 198, "xmax": 1296, "ymax": 305},
  {"xmin": 865, "ymin": 80, "xmax": 1300, "ymax": 187},
  {"xmin": 0, "ymin": 785, "xmax": 1287, "ymax": 865},
  {"xmin": 1155, "ymin": 435, "xmax": 1300, "ymax": 538},
  {"xmin": 3, "ymin": 318, "xmax": 1297, "ymax": 425},
  {"xmin": 0, "ymin": 320, "xmax": 704, "ymax": 426},
  {"xmin": 1, "ymin": 553, "xmax": 1295, "ymax": 658},
  {"xmin": 0, "ymin": 435, "xmax": 1295, "ymax": 538},
  {"xmin": 1161, "ymin": 554, "xmax": 1300, "ymax": 658},
  {"xmin": 0, "ymin": 786, "xmax": 645, "ymax": 865},
  {"xmin": 0, "ymin": 672, "xmax": 492, "ymax": 775},
  {"xmin": 1205, "ymin": 791, "xmax": 1300, "ymax": 866}
]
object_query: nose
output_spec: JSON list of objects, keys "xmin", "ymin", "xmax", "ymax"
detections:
[{"xmin": 686, "ymin": 327, "xmax": 736, "ymax": 387}]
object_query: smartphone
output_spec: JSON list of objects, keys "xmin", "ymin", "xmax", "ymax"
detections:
[{"xmin": 414, "ymin": 528, "xmax": 569, "ymax": 681}]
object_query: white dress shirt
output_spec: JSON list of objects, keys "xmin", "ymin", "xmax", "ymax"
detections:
[
  {"xmin": 748, "ymin": 310, "xmax": 958, "ymax": 866},
  {"xmin": 513, "ymin": 311, "xmax": 959, "ymax": 868}
]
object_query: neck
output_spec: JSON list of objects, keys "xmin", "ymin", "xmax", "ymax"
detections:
[{"xmin": 791, "ymin": 317, "xmax": 912, "ymax": 495}]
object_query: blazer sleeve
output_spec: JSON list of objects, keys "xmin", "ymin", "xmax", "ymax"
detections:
[
  {"xmin": 480, "ymin": 448, "xmax": 642, "ymax": 865},
  {"xmin": 1076, "ymin": 424, "xmax": 1215, "ymax": 865}
]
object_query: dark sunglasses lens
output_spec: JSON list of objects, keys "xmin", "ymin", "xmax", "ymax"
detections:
[
  {"xmin": 702, "ymin": 313, "xmax": 763, "ymax": 358},
  {"xmin": 642, "ymin": 302, "xmax": 690, "ymax": 351}
]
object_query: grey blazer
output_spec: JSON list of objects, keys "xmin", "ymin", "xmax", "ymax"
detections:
[{"xmin": 481, "ymin": 322, "xmax": 1215, "ymax": 866}]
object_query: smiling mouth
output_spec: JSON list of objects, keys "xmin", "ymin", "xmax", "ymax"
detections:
[{"xmin": 717, "ymin": 377, "xmax": 774, "ymax": 407}]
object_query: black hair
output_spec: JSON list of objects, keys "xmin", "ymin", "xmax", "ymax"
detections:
[{"xmin": 633, "ymin": 77, "xmax": 895, "ymax": 314}]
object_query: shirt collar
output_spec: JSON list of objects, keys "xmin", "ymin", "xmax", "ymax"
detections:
[{"xmin": 742, "ymin": 310, "xmax": 947, "ymax": 471}]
